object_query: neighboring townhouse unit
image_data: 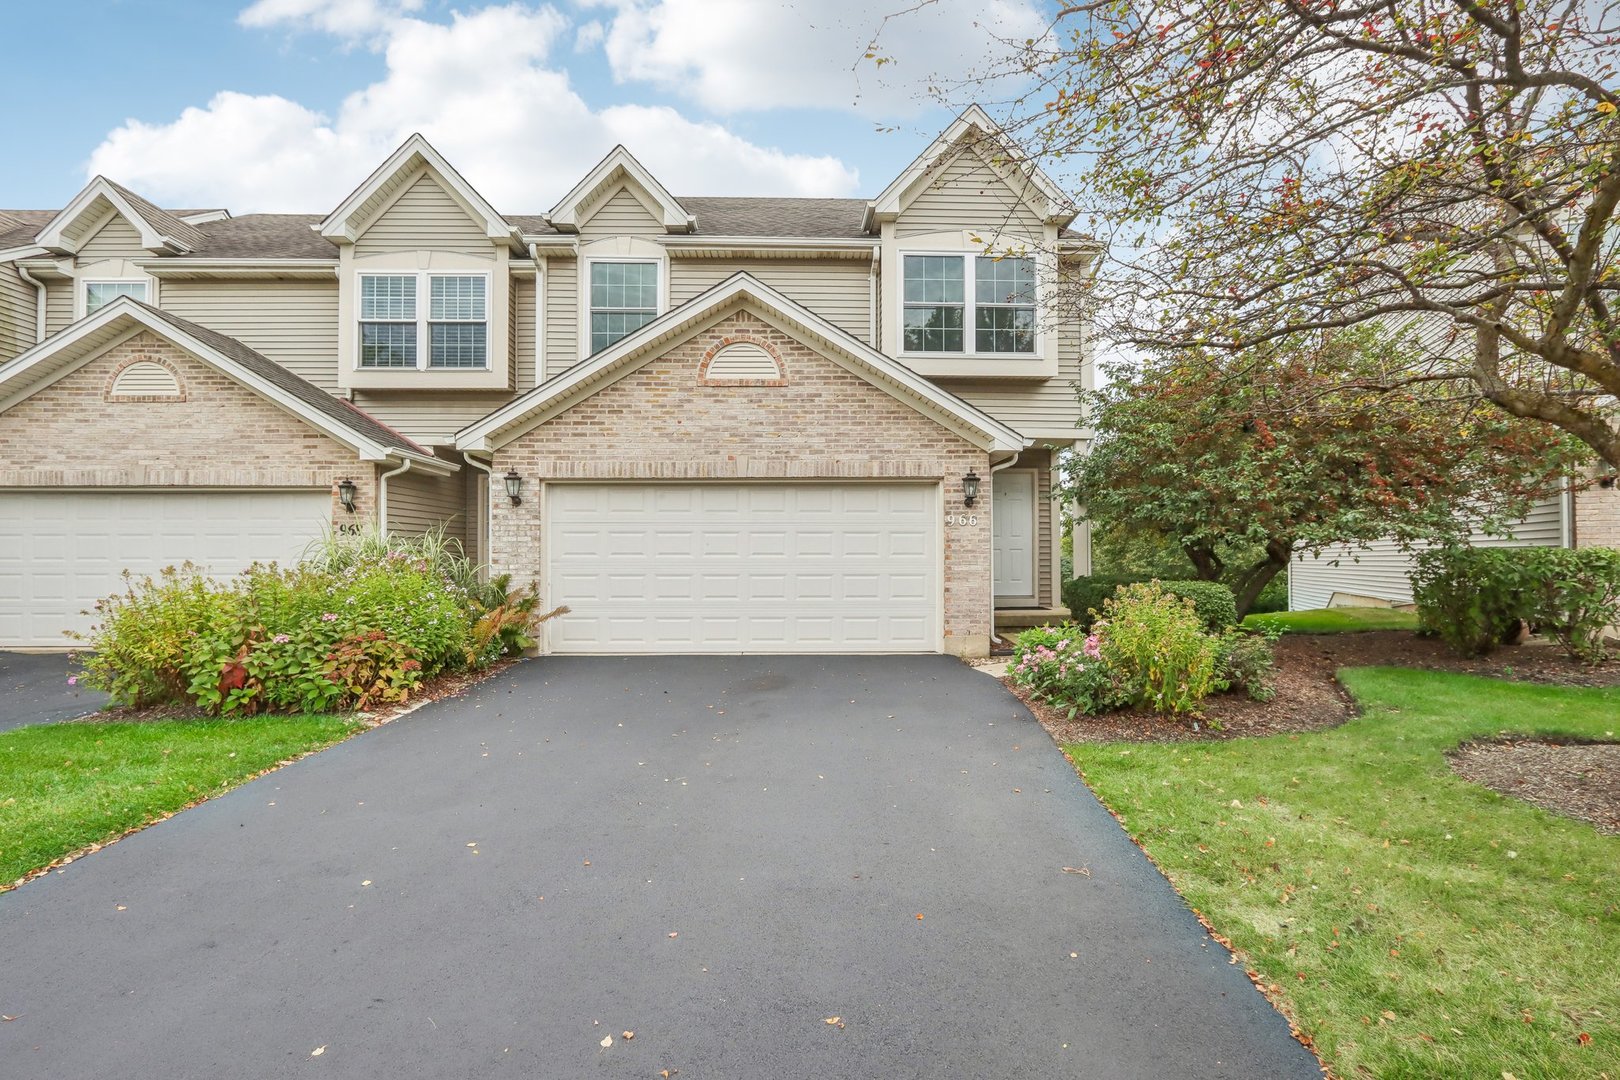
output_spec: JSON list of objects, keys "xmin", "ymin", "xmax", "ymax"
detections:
[{"xmin": 0, "ymin": 107, "xmax": 1096, "ymax": 656}]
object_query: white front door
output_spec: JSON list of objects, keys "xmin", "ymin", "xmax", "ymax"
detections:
[
  {"xmin": 993, "ymin": 470, "xmax": 1036, "ymax": 604},
  {"xmin": 544, "ymin": 482, "xmax": 940, "ymax": 653},
  {"xmin": 0, "ymin": 489, "xmax": 332, "ymax": 647}
]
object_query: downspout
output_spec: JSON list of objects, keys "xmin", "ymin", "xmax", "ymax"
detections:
[
  {"xmin": 16, "ymin": 265, "xmax": 45, "ymax": 343},
  {"xmin": 986, "ymin": 450, "xmax": 1023, "ymax": 646},
  {"xmin": 868, "ymin": 247, "xmax": 881, "ymax": 350},
  {"xmin": 377, "ymin": 459, "xmax": 412, "ymax": 533},
  {"xmin": 463, "ymin": 453, "xmax": 495, "ymax": 577}
]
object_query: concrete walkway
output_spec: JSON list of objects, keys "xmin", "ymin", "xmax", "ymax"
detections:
[{"xmin": 0, "ymin": 655, "xmax": 1318, "ymax": 1079}]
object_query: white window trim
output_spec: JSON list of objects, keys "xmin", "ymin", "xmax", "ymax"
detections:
[
  {"xmin": 897, "ymin": 250, "xmax": 1041, "ymax": 361},
  {"xmin": 79, "ymin": 278, "xmax": 152, "ymax": 320},
  {"xmin": 579, "ymin": 254, "xmax": 668, "ymax": 360},
  {"xmin": 355, "ymin": 269, "xmax": 493, "ymax": 372}
]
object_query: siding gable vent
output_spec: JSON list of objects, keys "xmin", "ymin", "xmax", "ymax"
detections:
[
  {"xmin": 107, "ymin": 359, "xmax": 184, "ymax": 401},
  {"xmin": 699, "ymin": 338, "xmax": 786, "ymax": 386}
]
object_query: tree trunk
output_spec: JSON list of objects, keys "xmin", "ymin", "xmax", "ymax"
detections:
[{"xmin": 1229, "ymin": 538, "xmax": 1295, "ymax": 619}]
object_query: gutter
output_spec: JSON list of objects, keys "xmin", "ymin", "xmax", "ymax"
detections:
[
  {"xmin": 463, "ymin": 454, "xmax": 495, "ymax": 574},
  {"xmin": 15, "ymin": 265, "xmax": 45, "ymax": 343}
]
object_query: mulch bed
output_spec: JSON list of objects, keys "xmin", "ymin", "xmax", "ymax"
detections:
[
  {"xmin": 1448, "ymin": 738, "xmax": 1620, "ymax": 835},
  {"xmin": 1015, "ymin": 630, "xmax": 1620, "ymax": 746}
]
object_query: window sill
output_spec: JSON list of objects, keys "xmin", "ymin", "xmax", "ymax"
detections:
[
  {"xmin": 895, "ymin": 352, "xmax": 1057, "ymax": 381},
  {"xmin": 338, "ymin": 365, "xmax": 508, "ymax": 391}
]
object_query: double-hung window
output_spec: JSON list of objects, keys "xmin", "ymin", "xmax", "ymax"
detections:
[
  {"xmin": 902, "ymin": 254, "xmax": 1036, "ymax": 355},
  {"xmin": 589, "ymin": 261, "xmax": 659, "ymax": 354},
  {"xmin": 358, "ymin": 272, "xmax": 489, "ymax": 370},
  {"xmin": 84, "ymin": 280, "xmax": 148, "ymax": 315}
]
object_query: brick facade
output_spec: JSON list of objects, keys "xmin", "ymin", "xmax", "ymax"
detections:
[
  {"xmin": 488, "ymin": 310, "xmax": 995, "ymax": 655},
  {"xmin": 1575, "ymin": 479, "xmax": 1620, "ymax": 549},
  {"xmin": 0, "ymin": 331, "xmax": 376, "ymax": 525}
]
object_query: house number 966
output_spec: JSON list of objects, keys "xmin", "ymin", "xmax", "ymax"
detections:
[{"xmin": 946, "ymin": 513, "xmax": 979, "ymax": 527}]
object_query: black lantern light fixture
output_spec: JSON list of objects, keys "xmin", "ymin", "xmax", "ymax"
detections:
[
  {"xmin": 504, "ymin": 470, "xmax": 525, "ymax": 506},
  {"xmin": 962, "ymin": 469, "xmax": 981, "ymax": 508},
  {"xmin": 336, "ymin": 478, "xmax": 357, "ymax": 514}
]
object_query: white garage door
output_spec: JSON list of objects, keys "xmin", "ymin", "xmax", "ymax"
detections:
[
  {"xmin": 0, "ymin": 490, "xmax": 331, "ymax": 647},
  {"xmin": 546, "ymin": 482, "xmax": 940, "ymax": 653}
]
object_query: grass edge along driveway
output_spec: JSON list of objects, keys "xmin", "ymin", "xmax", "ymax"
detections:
[
  {"xmin": 1, "ymin": 714, "xmax": 361, "ymax": 889},
  {"xmin": 1065, "ymin": 668, "xmax": 1620, "ymax": 1078}
]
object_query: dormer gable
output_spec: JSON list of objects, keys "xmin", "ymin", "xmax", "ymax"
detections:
[
  {"xmin": 34, "ymin": 177, "xmax": 206, "ymax": 256},
  {"xmin": 318, "ymin": 133, "xmax": 520, "ymax": 249},
  {"xmin": 544, "ymin": 146, "xmax": 694, "ymax": 235},
  {"xmin": 863, "ymin": 105, "xmax": 1074, "ymax": 233}
]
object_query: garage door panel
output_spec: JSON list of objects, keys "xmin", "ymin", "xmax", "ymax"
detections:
[
  {"xmin": 545, "ymin": 482, "xmax": 939, "ymax": 654},
  {"xmin": 0, "ymin": 490, "xmax": 330, "ymax": 647}
]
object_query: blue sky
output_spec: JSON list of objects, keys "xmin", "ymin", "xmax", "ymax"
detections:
[{"xmin": 2, "ymin": 0, "xmax": 1049, "ymax": 213}]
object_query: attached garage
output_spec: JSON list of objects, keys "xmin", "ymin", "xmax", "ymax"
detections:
[
  {"xmin": 546, "ymin": 482, "xmax": 940, "ymax": 653},
  {"xmin": 0, "ymin": 490, "xmax": 332, "ymax": 647}
]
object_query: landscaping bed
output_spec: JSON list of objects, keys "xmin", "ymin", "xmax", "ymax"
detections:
[{"xmin": 1449, "ymin": 737, "xmax": 1620, "ymax": 836}]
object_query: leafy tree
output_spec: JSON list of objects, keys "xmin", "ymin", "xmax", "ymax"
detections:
[
  {"xmin": 892, "ymin": 1, "xmax": 1620, "ymax": 466},
  {"xmin": 1068, "ymin": 326, "xmax": 1579, "ymax": 617}
]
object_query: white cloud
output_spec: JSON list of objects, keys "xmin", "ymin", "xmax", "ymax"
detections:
[
  {"xmin": 88, "ymin": 3, "xmax": 860, "ymax": 212},
  {"xmin": 238, "ymin": 0, "xmax": 423, "ymax": 36},
  {"xmin": 592, "ymin": 0, "xmax": 1047, "ymax": 115}
]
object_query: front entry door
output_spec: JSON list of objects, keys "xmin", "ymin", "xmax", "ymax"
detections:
[{"xmin": 993, "ymin": 470, "xmax": 1037, "ymax": 604}]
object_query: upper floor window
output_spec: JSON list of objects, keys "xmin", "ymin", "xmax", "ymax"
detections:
[
  {"xmin": 902, "ymin": 254, "xmax": 1035, "ymax": 355},
  {"xmin": 358, "ymin": 272, "xmax": 488, "ymax": 370},
  {"xmin": 590, "ymin": 261, "xmax": 658, "ymax": 354},
  {"xmin": 85, "ymin": 280, "xmax": 148, "ymax": 315}
]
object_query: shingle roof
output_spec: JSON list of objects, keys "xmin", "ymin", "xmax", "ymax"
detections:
[
  {"xmin": 187, "ymin": 215, "xmax": 337, "ymax": 259},
  {"xmin": 105, "ymin": 180, "xmax": 209, "ymax": 251},
  {"xmin": 131, "ymin": 300, "xmax": 431, "ymax": 456},
  {"xmin": 0, "ymin": 209, "xmax": 53, "ymax": 250}
]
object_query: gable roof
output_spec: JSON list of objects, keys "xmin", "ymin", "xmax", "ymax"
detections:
[
  {"xmin": 33, "ymin": 177, "xmax": 208, "ymax": 255},
  {"xmin": 864, "ymin": 105, "xmax": 1075, "ymax": 232},
  {"xmin": 455, "ymin": 272, "xmax": 1028, "ymax": 454},
  {"xmin": 544, "ymin": 145, "xmax": 694, "ymax": 235},
  {"xmin": 0, "ymin": 298, "xmax": 448, "ymax": 470},
  {"xmin": 318, "ymin": 133, "xmax": 520, "ymax": 249}
]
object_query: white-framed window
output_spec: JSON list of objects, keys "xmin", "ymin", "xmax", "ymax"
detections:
[
  {"xmin": 589, "ymin": 260, "xmax": 659, "ymax": 354},
  {"xmin": 357, "ymin": 271, "xmax": 489, "ymax": 370},
  {"xmin": 901, "ymin": 253, "xmax": 1036, "ymax": 355},
  {"xmin": 84, "ymin": 280, "xmax": 148, "ymax": 315}
]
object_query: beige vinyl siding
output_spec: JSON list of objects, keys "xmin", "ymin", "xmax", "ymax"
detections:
[
  {"xmin": 513, "ymin": 277, "xmax": 537, "ymax": 391},
  {"xmin": 355, "ymin": 173, "xmax": 490, "ymax": 254},
  {"xmin": 161, "ymin": 280, "xmax": 340, "ymax": 390},
  {"xmin": 1290, "ymin": 494, "xmax": 1569, "ymax": 610},
  {"xmin": 351, "ymin": 391, "xmax": 518, "ymax": 446},
  {"xmin": 577, "ymin": 187, "xmax": 665, "ymax": 239},
  {"xmin": 670, "ymin": 258, "xmax": 872, "ymax": 342},
  {"xmin": 949, "ymin": 311, "xmax": 1085, "ymax": 436},
  {"xmin": 44, "ymin": 279, "xmax": 74, "ymax": 337},
  {"xmin": 0, "ymin": 263, "xmax": 35, "ymax": 361},
  {"xmin": 543, "ymin": 258, "xmax": 579, "ymax": 379},
  {"xmin": 385, "ymin": 461, "xmax": 469, "ymax": 549},
  {"xmin": 463, "ymin": 466, "xmax": 488, "ymax": 565},
  {"xmin": 78, "ymin": 214, "xmax": 144, "ymax": 260},
  {"xmin": 895, "ymin": 146, "xmax": 1045, "ymax": 238}
]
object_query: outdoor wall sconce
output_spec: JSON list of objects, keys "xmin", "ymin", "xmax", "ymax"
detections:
[
  {"xmin": 1601, "ymin": 474, "xmax": 1617, "ymax": 489},
  {"xmin": 337, "ymin": 478, "xmax": 357, "ymax": 514},
  {"xmin": 962, "ymin": 470, "xmax": 981, "ymax": 508},
  {"xmin": 504, "ymin": 470, "xmax": 525, "ymax": 506}
]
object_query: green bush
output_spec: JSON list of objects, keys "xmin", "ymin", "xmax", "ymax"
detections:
[
  {"xmin": 1215, "ymin": 627, "xmax": 1280, "ymax": 702},
  {"xmin": 1007, "ymin": 624, "xmax": 1121, "ymax": 717},
  {"xmin": 80, "ymin": 531, "xmax": 559, "ymax": 714},
  {"xmin": 1097, "ymin": 582, "xmax": 1220, "ymax": 714},
  {"xmin": 1063, "ymin": 575, "xmax": 1237, "ymax": 632},
  {"xmin": 1411, "ymin": 545, "xmax": 1620, "ymax": 663},
  {"xmin": 1250, "ymin": 573, "xmax": 1289, "ymax": 614}
]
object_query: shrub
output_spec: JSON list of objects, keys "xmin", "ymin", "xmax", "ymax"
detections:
[
  {"xmin": 1215, "ymin": 627, "xmax": 1280, "ymax": 702},
  {"xmin": 78, "ymin": 565, "xmax": 246, "ymax": 708},
  {"xmin": 1250, "ymin": 573, "xmax": 1289, "ymax": 614},
  {"xmin": 1096, "ymin": 583, "xmax": 1220, "ymax": 714},
  {"xmin": 1412, "ymin": 546, "xmax": 1620, "ymax": 662},
  {"xmin": 1063, "ymin": 575, "xmax": 1237, "ymax": 632}
]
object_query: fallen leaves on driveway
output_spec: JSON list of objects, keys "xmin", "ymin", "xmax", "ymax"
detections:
[
  {"xmin": 311, "ymin": 1045, "xmax": 326, "ymax": 1057},
  {"xmin": 1061, "ymin": 866, "xmax": 1091, "ymax": 876}
]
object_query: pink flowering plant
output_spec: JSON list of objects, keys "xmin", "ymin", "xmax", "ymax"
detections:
[{"xmin": 1007, "ymin": 625, "xmax": 1123, "ymax": 718}]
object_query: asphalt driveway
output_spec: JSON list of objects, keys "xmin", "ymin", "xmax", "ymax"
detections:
[
  {"xmin": 0, "ymin": 651, "xmax": 106, "ymax": 733},
  {"xmin": 0, "ymin": 656, "xmax": 1318, "ymax": 1079}
]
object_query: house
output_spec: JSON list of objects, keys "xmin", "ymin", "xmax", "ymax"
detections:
[
  {"xmin": 1290, "ymin": 482, "xmax": 1620, "ymax": 610},
  {"xmin": 0, "ymin": 107, "xmax": 1095, "ymax": 656}
]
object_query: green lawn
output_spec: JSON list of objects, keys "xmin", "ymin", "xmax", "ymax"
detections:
[
  {"xmin": 0, "ymin": 715, "xmax": 361, "ymax": 888},
  {"xmin": 1066, "ymin": 669, "xmax": 1620, "ymax": 1077},
  {"xmin": 1244, "ymin": 606, "xmax": 1421, "ymax": 634}
]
